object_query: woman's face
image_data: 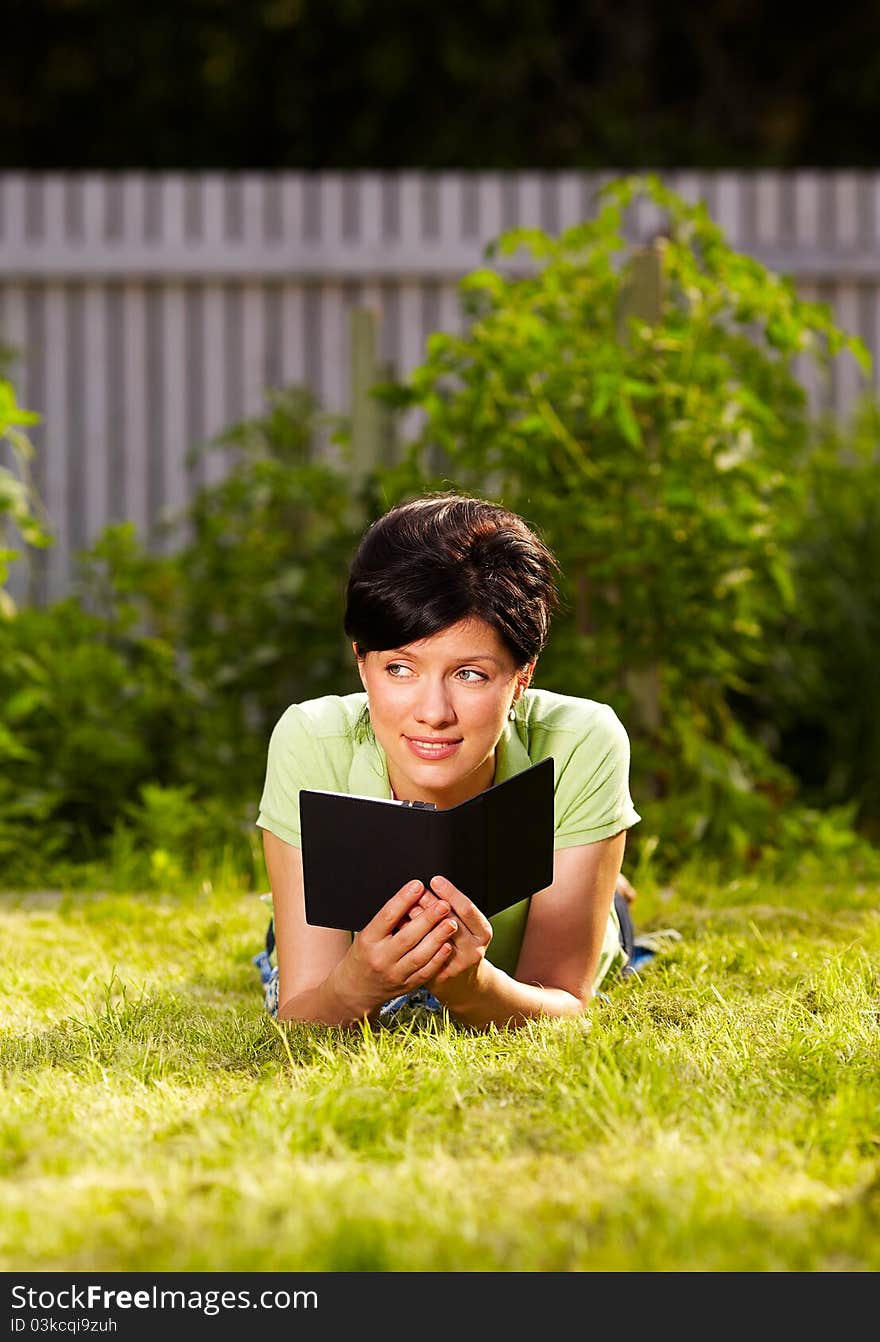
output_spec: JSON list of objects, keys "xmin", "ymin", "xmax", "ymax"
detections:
[{"xmin": 356, "ymin": 616, "xmax": 531, "ymax": 809}]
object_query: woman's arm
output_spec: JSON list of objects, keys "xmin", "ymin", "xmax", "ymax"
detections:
[
  {"xmin": 263, "ymin": 829, "xmax": 459, "ymax": 1026},
  {"xmin": 423, "ymin": 831, "xmax": 627, "ymax": 1029},
  {"xmin": 263, "ymin": 830, "xmax": 353, "ymax": 1023}
]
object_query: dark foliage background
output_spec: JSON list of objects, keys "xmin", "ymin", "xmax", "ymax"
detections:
[{"xmin": 5, "ymin": 0, "xmax": 880, "ymax": 169}]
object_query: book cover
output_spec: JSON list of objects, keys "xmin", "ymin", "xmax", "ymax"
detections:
[{"xmin": 299, "ymin": 757, "xmax": 555, "ymax": 930}]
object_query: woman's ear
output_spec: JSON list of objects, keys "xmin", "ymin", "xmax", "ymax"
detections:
[
  {"xmin": 510, "ymin": 664, "xmax": 534, "ymax": 710},
  {"xmin": 353, "ymin": 643, "xmax": 367, "ymax": 689},
  {"xmin": 518, "ymin": 662, "xmax": 536, "ymax": 695}
]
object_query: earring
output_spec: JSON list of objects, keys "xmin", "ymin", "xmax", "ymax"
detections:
[{"xmin": 509, "ymin": 705, "xmax": 516, "ymax": 721}]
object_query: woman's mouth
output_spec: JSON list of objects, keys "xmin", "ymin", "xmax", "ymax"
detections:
[{"xmin": 404, "ymin": 736, "xmax": 462, "ymax": 761}]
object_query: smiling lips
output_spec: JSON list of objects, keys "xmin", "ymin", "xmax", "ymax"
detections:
[{"xmin": 404, "ymin": 736, "xmax": 463, "ymax": 760}]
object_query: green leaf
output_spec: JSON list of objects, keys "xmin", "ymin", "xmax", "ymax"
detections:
[{"xmin": 614, "ymin": 397, "xmax": 643, "ymax": 447}]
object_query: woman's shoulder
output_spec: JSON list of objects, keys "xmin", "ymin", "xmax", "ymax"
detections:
[
  {"xmin": 259, "ymin": 694, "xmax": 370, "ymax": 843},
  {"xmin": 519, "ymin": 688, "xmax": 640, "ymax": 843},
  {"xmin": 270, "ymin": 692, "xmax": 368, "ymax": 749},
  {"xmin": 519, "ymin": 686, "xmax": 628, "ymax": 744}
]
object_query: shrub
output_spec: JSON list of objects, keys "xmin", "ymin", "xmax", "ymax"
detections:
[
  {"xmin": 166, "ymin": 386, "xmax": 365, "ymax": 793},
  {"xmin": 0, "ymin": 385, "xmax": 366, "ymax": 887},
  {"xmin": 0, "ymin": 595, "xmax": 188, "ymax": 882},
  {"xmin": 734, "ymin": 396, "xmax": 880, "ymax": 842},
  {"xmin": 0, "ymin": 371, "xmax": 51, "ymax": 614},
  {"xmin": 375, "ymin": 173, "xmax": 872, "ymax": 871}
]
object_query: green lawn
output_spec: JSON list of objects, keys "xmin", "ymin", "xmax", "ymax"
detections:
[{"xmin": 1, "ymin": 874, "xmax": 878, "ymax": 1272}]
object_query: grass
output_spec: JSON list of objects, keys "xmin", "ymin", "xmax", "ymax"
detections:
[{"xmin": 1, "ymin": 873, "xmax": 879, "ymax": 1272}]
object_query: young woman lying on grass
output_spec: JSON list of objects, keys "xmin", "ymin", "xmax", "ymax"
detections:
[{"xmin": 256, "ymin": 492, "xmax": 641, "ymax": 1030}]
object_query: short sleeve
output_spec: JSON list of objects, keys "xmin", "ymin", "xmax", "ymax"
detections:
[
  {"xmin": 553, "ymin": 706, "xmax": 640, "ymax": 849},
  {"xmin": 256, "ymin": 706, "xmax": 323, "ymax": 848}
]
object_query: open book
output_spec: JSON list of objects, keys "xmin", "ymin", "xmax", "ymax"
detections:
[{"xmin": 299, "ymin": 757, "xmax": 555, "ymax": 930}]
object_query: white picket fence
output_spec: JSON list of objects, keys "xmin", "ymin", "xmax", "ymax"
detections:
[{"xmin": 1, "ymin": 170, "xmax": 878, "ymax": 603}]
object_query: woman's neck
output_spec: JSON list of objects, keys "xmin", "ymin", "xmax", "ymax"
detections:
[{"xmin": 389, "ymin": 753, "xmax": 496, "ymax": 809}]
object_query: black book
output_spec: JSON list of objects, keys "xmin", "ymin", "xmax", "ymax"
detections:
[{"xmin": 299, "ymin": 757, "xmax": 555, "ymax": 931}]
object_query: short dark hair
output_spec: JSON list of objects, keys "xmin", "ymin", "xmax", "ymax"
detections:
[{"xmin": 344, "ymin": 492, "xmax": 560, "ymax": 667}]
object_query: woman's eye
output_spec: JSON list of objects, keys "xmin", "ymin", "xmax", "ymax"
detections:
[
  {"xmin": 385, "ymin": 663, "xmax": 412, "ymax": 677},
  {"xmin": 457, "ymin": 668, "xmax": 488, "ymax": 683}
]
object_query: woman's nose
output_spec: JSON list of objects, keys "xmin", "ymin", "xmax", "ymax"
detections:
[{"xmin": 413, "ymin": 680, "xmax": 456, "ymax": 726}]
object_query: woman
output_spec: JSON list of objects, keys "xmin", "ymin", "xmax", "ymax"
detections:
[{"xmin": 256, "ymin": 492, "xmax": 641, "ymax": 1030}]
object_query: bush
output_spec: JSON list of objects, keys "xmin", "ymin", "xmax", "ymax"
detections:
[
  {"xmin": 166, "ymin": 385, "xmax": 365, "ymax": 793},
  {"xmin": 733, "ymin": 396, "xmax": 880, "ymax": 842},
  {"xmin": 0, "ymin": 596, "xmax": 188, "ymax": 882},
  {"xmin": 0, "ymin": 370, "xmax": 51, "ymax": 614},
  {"xmin": 3, "ymin": 183, "xmax": 878, "ymax": 887},
  {"xmin": 0, "ymin": 385, "xmax": 367, "ymax": 888},
  {"xmin": 375, "ymin": 173, "xmax": 872, "ymax": 871}
]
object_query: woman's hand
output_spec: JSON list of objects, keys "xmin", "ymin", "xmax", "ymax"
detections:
[
  {"xmin": 411, "ymin": 874, "xmax": 494, "ymax": 1011},
  {"xmin": 332, "ymin": 878, "xmax": 460, "ymax": 1017}
]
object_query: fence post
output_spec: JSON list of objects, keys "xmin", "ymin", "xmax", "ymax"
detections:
[
  {"xmin": 616, "ymin": 239, "xmax": 666, "ymax": 342},
  {"xmin": 349, "ymin": 306, "xmax": 394, "ymax": 484}
]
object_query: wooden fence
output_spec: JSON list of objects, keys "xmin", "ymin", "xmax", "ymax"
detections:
[{"xmin": 1, "ymin": 170, "xmax": 878, "ymax": 604}]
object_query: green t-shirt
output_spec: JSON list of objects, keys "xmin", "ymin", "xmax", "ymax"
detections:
[{"xmin": 256, "ymin": 687, "xmax": 641, "ymax": 992}]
